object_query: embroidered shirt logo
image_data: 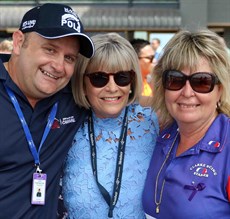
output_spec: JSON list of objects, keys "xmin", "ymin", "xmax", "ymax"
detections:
[
  {"xmin": 162, "ymin": 133, "xmax": 170, "ymax": 139},
  {"xmin": 190, "ymin": 163, "xmax": 217, "ymax": 177},
  {"xmin": 51, "ymin": 118, "xmax": 61, "ymax": 129},
  {"xmin": 51, "ymin": 116, "xmax": 76, "ymax": 129},
  {"xmin": 208, "ymin": 140, "xmax": 220, "ymax": 148},
  {"xmin": 59, "ymin": 116, "xmax": 76, "ymax": 125}
]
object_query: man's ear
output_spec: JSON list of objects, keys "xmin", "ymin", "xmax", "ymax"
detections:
[{"xmin": 12, "ymin": 30, "xmax": 25, "ymax": 55}]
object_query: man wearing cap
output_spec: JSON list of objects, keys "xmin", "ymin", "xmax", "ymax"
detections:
[{"xmin": 0, "ymin": 3, "xmax": 94, "ymax": 218}]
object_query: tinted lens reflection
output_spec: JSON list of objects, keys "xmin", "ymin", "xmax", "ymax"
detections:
[
  {"xmin": 89, "ymin": 73, "xmax": 109, "ymax": 87},
  {"xmin": 190, "ymin": 74, "xmax": 213, "ymax": 93},
  {"xmin": 114, "ymin": 72, "xmax": 132, "ymax": 86},
  {"xmin": 86, "ymin": 70, "xmax": 134, "ymax": 88},
  {"xmin": 163, "ymin": 70, "xmax": 218, "ymax": 93},
  {"xmin": 164, "ymin": 71, "xmax": 185, "ymax": 90}
]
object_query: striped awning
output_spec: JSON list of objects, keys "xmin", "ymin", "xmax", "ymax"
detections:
[{"xmin": 0, "ymin": 5, "xmax": 181, "ymax": 32}]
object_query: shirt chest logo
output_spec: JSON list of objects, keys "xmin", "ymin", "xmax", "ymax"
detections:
[
  {"xmin": 189, "ymin": 163, "xmax": 218, "ymax": 177},
  {"xmin": 51, "ymin": 116, "xmax": 76, "ymax": 129}
]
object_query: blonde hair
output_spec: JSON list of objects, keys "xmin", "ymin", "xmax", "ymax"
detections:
[
  {"xmin": 72, "ymin": 32, "xmax": 142, "ymax": 109},
  {"xmin": 0, "ymin": 39, "xmax": 13, "ymax": 53},
  {"xmin": 152, "ymin": 29, "xmax": 230, "ymax": 128}
]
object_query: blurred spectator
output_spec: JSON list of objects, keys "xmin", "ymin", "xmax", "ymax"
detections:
[
  {"xmin": 0, "ymin": 39, "xmax": 13, "ymax": 54},
  {"xmin": 151, "ymin": 37, "xmax": 163, "ymax": 63},
  {"xmin": 130, "ymin": 38, "xmax": 154, "ymax": 98}
]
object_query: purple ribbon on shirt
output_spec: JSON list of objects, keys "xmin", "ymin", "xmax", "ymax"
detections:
[{"xmin": 184, "ymin": 183, "xmax": 206, "ymax": 201}]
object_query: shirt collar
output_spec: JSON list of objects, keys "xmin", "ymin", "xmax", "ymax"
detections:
[{"xmin": 158, "ymin": 114, "xmax": 229, "ymax": 155}]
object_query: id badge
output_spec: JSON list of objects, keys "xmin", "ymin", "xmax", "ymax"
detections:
[{"xmin": 31, "ymin": 172, "xmax": 47, "ymax": 205}]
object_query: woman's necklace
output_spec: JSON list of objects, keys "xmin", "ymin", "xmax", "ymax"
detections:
[{"xmin": 154, "ymin": 131, "xmax": 179, "ymax": 214}]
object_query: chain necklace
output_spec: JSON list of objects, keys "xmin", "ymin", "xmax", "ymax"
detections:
[{"xmin": 154, "ymin": 131, "xmax": 179, "ymax": 214}]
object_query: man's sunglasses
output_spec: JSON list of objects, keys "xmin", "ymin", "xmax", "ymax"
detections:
[
  {"xmin": 85, "ymin": 70, "xmax": 135, "ymax": 88},
  {"xmin": 138, "ymin": 55, "xmax": 155, "ymax": 62},
  {"xmin": 162, "ymin": 70, "xmax": 220, "ymax": 93}
]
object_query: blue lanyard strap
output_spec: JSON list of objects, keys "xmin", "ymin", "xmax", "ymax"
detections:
[{"xmin": 4, "ymin": 85, "xmax": 58, "ymax": 167}]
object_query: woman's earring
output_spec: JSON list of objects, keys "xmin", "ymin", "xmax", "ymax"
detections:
[{"xmin": 217, "ymin": 100, "xmax": 221, "ymax": 109}]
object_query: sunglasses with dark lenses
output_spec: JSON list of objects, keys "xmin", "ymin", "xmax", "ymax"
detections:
[
  {"xmin": 162, "ymin": 70, "xmax": 220, "ymax": 93},
  {"xmin": 85, "ymin": 70, "xmax": 135, "ymax": 88},
  {"xmin": 138, "ymin": 55, "xmax": 155, "ymax": 62}
]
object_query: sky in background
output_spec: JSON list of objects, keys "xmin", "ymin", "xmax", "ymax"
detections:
[{"xmin": 149, "ymin": 33, "xmax": 175, "ymax": 48}]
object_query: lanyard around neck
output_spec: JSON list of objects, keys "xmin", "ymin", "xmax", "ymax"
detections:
[
  {"xmin": 4, "ymin": 85, "xmax": 58, "ymax": 171},
  {"xmin": 88, "ymin": 106, "xmax": 129, "ymax": 218}
]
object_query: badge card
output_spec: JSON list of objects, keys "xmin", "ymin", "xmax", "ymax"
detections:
[{"xmin": 31, "ymin": 172, "xmax": 47, "ymax": 205}]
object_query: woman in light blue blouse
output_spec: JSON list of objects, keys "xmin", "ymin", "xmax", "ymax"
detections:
[{"xmin": 62, "ymin": 33, "xmax": 159, "ymax": 219}]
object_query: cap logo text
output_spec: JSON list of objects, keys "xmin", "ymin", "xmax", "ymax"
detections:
[
  {"xmin": 61, "ymin": 13, "xmax": 81, "ymax": 33},
  {"xmin": 21, "ymin": 20, "xmax": 36, "ymax": 30},
  {"xmin": 64, "ymin": 7, "xmax": 77, "ymax": 16}
]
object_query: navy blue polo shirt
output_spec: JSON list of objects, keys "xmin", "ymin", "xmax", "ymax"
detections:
[{"xmin": 0, "ymin": 55, "xmax": 88, "ymax": 218}]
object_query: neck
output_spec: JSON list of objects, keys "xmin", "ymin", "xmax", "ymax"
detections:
[
  {"xmin": 176, "ymin": 132, "xmax": 204, "ymax": 156},
  {"xmin": 4, "ymin": 60, "xmax": 38, "ymax": 108},
  {"xmin": 176, "ymin": 113, "xmax": 218, "ymax": 156},
  {"xmin": 3, "ymin": 61, "xmax": 9, "ymax": 71}
]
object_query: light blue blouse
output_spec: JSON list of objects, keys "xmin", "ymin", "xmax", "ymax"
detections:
[{"xmin": 63, "ymin": 103, "xmax": 159, "ymax": 219}]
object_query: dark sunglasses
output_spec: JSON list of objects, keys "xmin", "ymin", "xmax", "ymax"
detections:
[
  {"xmin": 162, "ymin": 70, "xmax": 220, "ymax": 93},
  {"xmin": 85, "ymin": 70, "xmax": 135, "ymax": 88},
  {"xmin": 138, "ymin": 55, "xmax": 155, "ymax": 62}
]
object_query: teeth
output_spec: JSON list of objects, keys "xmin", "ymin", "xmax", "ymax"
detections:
[
  {"xmin": 103, "ymin": 97, "xmax": 119, "ymax": 101},
  {"xmin": 41, "ymin": 70, "xmax": 59, "ymax": 79},
  {"xmin": 179, "ymin": 104, "xmax": 197, "ymax": 108}
]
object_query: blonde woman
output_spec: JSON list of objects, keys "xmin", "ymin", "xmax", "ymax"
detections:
[
  {"xmin": 143, "ymin": 29, "xmax": 230, "ymax": 219},
  {"xmin": 63, "ymin": 33, "xmax": 159, "ymax": 218}
]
